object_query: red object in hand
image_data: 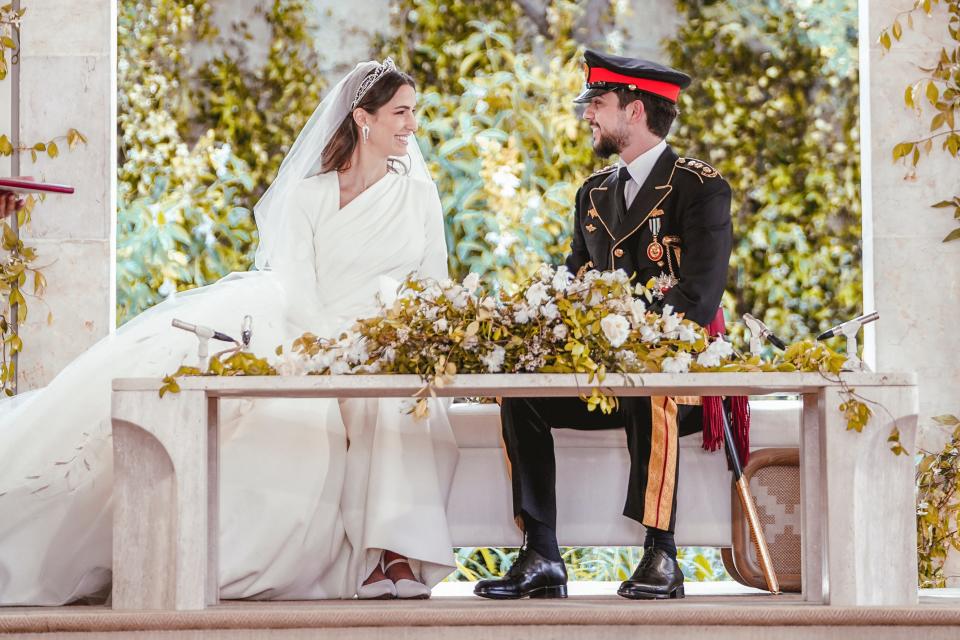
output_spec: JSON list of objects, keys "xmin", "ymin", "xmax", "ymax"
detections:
[{"xmin": 0, "ymin": 177, "xmax": 74, "ymax": 195}]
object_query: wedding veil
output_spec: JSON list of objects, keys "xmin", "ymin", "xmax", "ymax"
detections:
[{"xmin": 253, "ymin": 59, "xmax": 433, "ymax": 270}]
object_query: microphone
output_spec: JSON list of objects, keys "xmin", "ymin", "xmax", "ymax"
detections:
[
  {"xmin": 241, "ymin": 315, "xmax": 253, "ymax": 349},
  {"xmin": 171, "ymin": 319, "xmax": 237, "ymax": 344},
  {"xmin": 742, "ymin": 313, "xmax": 787, "ymax": 351},
  {"xmin": 816, "ymin": 311, "xmax": 879, "ymax": 341}
]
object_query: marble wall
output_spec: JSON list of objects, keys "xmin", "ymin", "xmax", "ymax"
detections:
[
  {"xmin": 866, "ymin": 1, "xmax": 960, "ymax": 444},
  {"xmin": 14, "ymin": 0, "xmax": 114, "ymax": 390}
]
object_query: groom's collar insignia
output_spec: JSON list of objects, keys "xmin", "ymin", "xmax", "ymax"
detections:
[{"xmin": 575, "ymin": 50, "xmax": 691, "ymax": 104}]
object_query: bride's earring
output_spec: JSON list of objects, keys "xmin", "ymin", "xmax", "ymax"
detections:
[{"xmin": 361, "ymin": 124, "xmax": 370, "ymax": 144}]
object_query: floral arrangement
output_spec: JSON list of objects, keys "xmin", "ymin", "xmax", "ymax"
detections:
[
  {"xmin": 282, "ymin": 266, "xmax": 796, "ymax": 415},
  {"xmin": 162, "ymin": 265, "xmax": 894, "ymax": 451}
]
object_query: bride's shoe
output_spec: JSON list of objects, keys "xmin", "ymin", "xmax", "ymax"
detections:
[
  {"xmin": 384, "ymin": 558, "xmax": 431, "ymax": 599},
  {"xmin": 357, "ymin": 557, "xmax": 397, "ymax": 600}
]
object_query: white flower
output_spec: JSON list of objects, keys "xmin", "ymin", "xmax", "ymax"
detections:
[
  {"xmin": 542, "ymin": 302, "xmax": 559, "ymax": 321},
  {"xmin": 439, "ymin": 278, "xmax": 454, "ymax": 290},
  {"xmin": 480, "ymin": 296, "xmax": 497, "ymax": 312},
  {"xmin": 629, "ymin": 298, "xmax": 647, "ymax": 326},
  {"xmin": 424, "ymin": 306, "xmax": 439, "ymax": 321},
  {"xmin": 661, "ymin": 351, "xmax": 692, "ymax": 374},
  {"xmin": 525, "ymin": 282, "xmax": 550, "ymax": 307},
  {"xmin": 422, "ymin": 284, "xmax": 442, "ymax": 301},
  {"xmin": 491, "ymin": 166, "xmax": 521, "ymax": 197},
  {"xmin": 382, "ymin": 346, "xmax": 397, "ymax": 364},
  {"xmin": 537, "ymin": 263, "xmax": 554, "ymax": 282},
  {"xmin": 526, "ymin": 194, "xmax": 542, "ymax": 210},
  {"xmin": 600, "ymin": 314, "xmax": 630, "ymax": 348},
  {"xmin": 696, "ymin": 338, "xmax": 734, "ymax": 368},
  {"xmin": 434, "ymin": 318, "xmax": 448, "ymax": 332},
  {"xmin": 330, "ymin": 360, "xmax": 351, "ymax": 375},
  {"xmin": 463, "ymin": 272, "xmax": 480, "ymax": 292},
  {"xmin": 639, "ymin": 324, "xmax": 660, "ymax": 344},
  {"xmin": 481, "ymin": 345, "xmax": 506, "ymax": 373},
  {"xmin": 553, "ymin": 324, "xmax": 569, "ymax": 341},
  {"xmin": 661, "ymin": 305, "xmax": 682, "ymax": 334},
  {"xmin": 346, "ymin": 339, "xmax": 369, "ymax": 364},
  {"xmin": 514, "ymin": 306, "xmax": 532, "ymax": 324},
  {"xmin": 552, "ymin": 266, "xmax": 573, "ymax": 293},
  {"xmin": 451, "ymin": 290, "xmax": 469, "ymax": 309},
  {"xmin": 275, "ymin": 352, "xmax": 305, "ymax": 376},
  {"xmin": 677, "ymin": 323, "xmax": 699, "ymax": 344}
]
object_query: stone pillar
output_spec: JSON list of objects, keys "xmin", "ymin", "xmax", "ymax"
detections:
[
  {"xmin": 865, "ymin": 0, "xmax": 960, "ymax": 585},
  {"xmin": 15, "ymin": 0, "xmax": 114, "ymax": 390},
  {"xmin": 866, "ymin": 1, "xmax": 960, "ymax": 441}
]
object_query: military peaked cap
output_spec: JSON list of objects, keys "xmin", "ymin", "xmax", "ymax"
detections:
[{"xmin": 574, "ymin": 49, "xmax": 692, "ymax": 104}]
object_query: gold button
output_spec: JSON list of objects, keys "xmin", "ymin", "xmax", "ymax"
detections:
[{"xmin": 614, "ymin": 248, "xmax": 624, "ymax": 258}]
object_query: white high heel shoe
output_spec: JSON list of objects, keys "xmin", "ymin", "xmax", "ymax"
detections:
[
  {"xmin": 357, "ymin": 556, "xmax": 397, "ymax": 600},
  {"xmin": 385, "ymin": 558, "xmax": 431, "ymax": 599}
]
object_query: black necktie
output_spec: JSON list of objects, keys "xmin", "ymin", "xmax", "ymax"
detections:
[{"xmin": 614, "ymin": 166, "xmax": 632, "ymax": 224}]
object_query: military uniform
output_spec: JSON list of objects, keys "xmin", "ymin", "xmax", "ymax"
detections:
[
  {"xmin": 479, "ymin": 49, "xmax": 734, "ymax": 602},
  {"xmin": 502, "ymin": 55, "xmax": 733, "ymax": 535}
]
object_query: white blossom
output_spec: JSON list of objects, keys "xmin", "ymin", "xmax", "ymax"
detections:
[
  {"xmin": 514, "ymin": 306, "xmax": 532, "ymax": 324},
  {"xmin": 661, "ymin": 305, "xmax": 682, "ymax": 334},
  {"xmin": 552, "ymin": 324, "xmax": 569, "ymax": 341},
  {"xmin": 481, "ymin": 345, "xmax": 506, "ymax": 373},
  {"xmin": 639, "ymin": 324, "xmax": 660, "ymax": 344},
  {"xmin": 537, "ymin": 263, "xmax": 554, "ymax": 282},
  {"xmin": 696, "ymin": 339, "xmax": 734, "ymax": 368},
  {"xmin": 552, "ymin": 266, "xmax": 573, "ymax": 293},
  {"xmin": 677, "ymin": 323, "xmax": 699, "ymax": 344},
  {"xmin": 434, "ymin": 318, "xmax": 449, "ymax": 332},
  {"xmin": 661, "ymin": 351, "xmax": 692, "ymax": 374},
  {"xmin": 480, "ymin": 296, "xmax": 497, "ymax": 312},
  {"xmin": 491, "ymin": 166, "xmax": 521, "ymax": 197},
  {"xmin": 600, "ymin": 314, "xmax": 630, "ymax": 348},
  {"xmin": 330, "ymin": 360, "xmax": 351, "ymax": 375},
  {"xmin": 525, "ymin": 282, "xmax": 550, "ymax": 307},
  {"xmin": 462, "ymin": 272, "xmax": 480, "ymax": 292},
  {"xmin": 629, "ymin": 298, "xmax": 647, "ymax": 326},
  {"xmin": 541, "ymin": 302, "xmax": 559, "ymax": 321}
]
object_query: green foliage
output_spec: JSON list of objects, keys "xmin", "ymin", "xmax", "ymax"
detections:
[
  {"xmin": 117, "ymin": 0, "xmax": 325, "ymax": 323},
  {"xmin": 377, "ymin": 1, "xmax": 618, "ymax": 291},
  {"xmin": 879, "ymin": 0, "xmax": 960, "ymax": 242},
  {"xmin": 917, "ymin": 414, "xmax": 960, "ymax": 587},
  {"xmin": 666, "ymin": 0, "xmax": 862, "ymax": 344},
  {"xmin": 448, "ymin": 546, "xmax": 728, "ymax": 582}
]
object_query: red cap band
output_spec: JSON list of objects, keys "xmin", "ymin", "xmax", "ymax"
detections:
[{"xmin": 587, "ymin": 67, "xmax": 682, "ymax": 102}]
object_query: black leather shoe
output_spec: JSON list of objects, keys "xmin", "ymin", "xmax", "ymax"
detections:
[
  {"xmin": 474, "ymin": 547, "xmax": 567, "ymax": 599},
  {"xmin": 618, "ymin": 547, "xmax": 685, "ymax": 600}
]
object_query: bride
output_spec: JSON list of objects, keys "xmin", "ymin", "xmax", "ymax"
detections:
[{"xmin": 0, "ymin": 59, "xmax": 459, "ymax": 604}]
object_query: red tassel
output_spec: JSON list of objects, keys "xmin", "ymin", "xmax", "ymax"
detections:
[
  {"xmin": 700, "ymin": 307, "xmax": 750, "ymax": 466},
  {"xmin": 731, "ymin": 395, "xmax": 751, "ymax": 468},
  {"xmin": 701, "ymin": 396, "xmax": 724, "ymax": 452}
]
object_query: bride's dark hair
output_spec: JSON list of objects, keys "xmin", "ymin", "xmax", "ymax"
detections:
[{"xmin": 321, "ymin": 69, "xmax": 416, "ymax": 174}]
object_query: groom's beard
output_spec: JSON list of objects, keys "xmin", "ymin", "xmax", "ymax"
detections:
[{"xmin": 592, "ymin": 124, "xmax": 630, "ymax": 159}]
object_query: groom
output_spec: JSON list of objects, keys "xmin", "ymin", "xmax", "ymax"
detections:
[{"xmin": 474, "ymin": 50, "xmax": 733, "ymax": 600}]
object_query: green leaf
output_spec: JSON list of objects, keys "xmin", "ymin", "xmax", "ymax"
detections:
[
  {"xmin": 926, "ymin": 81, "xmax": 939, "ymax": 105},
  {"xmin": 944, "ymin": 228, "xmax": 960, "ymax": 243}
]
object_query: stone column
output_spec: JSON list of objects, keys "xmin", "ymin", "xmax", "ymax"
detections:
[
  {"xmin": 15, "ymin": 0, "xmax": 114, "ymax": 390},
  {"xmin": 865, "ymin": 0, "xmax": 960, "ymax": 585}
]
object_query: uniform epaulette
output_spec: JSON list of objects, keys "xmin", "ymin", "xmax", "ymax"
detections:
[
  {"xmin": 587, "ymin": 164, "xmax": 617, "ymax": 180},
  {"xmin": 676, "ymin": 157, "xmax": 720, "ymax": 181}
]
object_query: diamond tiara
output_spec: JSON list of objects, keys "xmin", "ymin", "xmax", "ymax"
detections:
[{"xmin": 350, "ymin": 58, "xmax": 398, "ymax": 110}]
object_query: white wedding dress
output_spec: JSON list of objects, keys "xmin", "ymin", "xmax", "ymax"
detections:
[{"xmin": 0, "ymin": 171, "xmax": 459, "ymax": 604}]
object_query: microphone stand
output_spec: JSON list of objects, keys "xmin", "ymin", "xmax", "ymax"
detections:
[{"xmin": 816, "ymin": 311, "xmax": 878, "ymax": 372}]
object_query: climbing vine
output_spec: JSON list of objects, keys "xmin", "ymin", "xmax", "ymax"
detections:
[{"xmin": 0, "ymin": 3, "xmax": 87, "ymax": 395}]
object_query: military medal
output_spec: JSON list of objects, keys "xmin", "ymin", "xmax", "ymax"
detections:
[{"xmin": 646, "ymin": 215, "xmax": 664, "ymax": 262}]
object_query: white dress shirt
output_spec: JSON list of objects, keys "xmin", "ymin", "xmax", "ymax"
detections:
[{"xmin": 619, "ymin": 139, "xmax": 667, "ymax": 208}]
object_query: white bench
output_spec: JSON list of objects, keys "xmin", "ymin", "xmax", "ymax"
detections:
[
  {"xmin": 445, "ymin": 398, "xmax": 801, "ymax": 548},
  {"xmin": 111, "ymin": 372, "xmax": 918, "ymax": 610}
]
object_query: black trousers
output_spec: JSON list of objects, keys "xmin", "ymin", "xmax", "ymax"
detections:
[{"xmin": 500, "ymin": 396, "xmax": 701, "ymax": 533}]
